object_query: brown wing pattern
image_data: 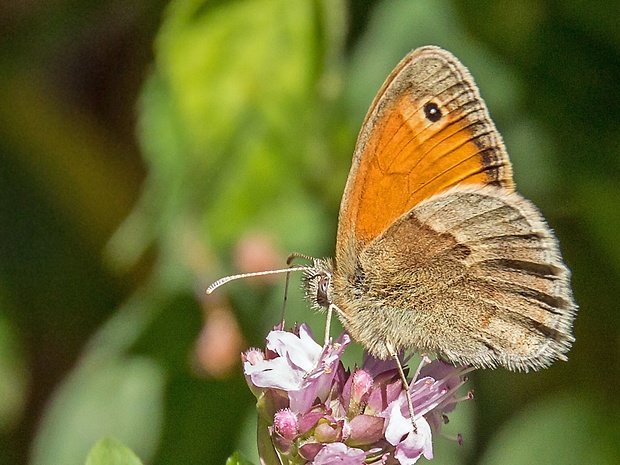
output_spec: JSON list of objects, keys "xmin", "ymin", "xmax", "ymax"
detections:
[{"xmin": 339, "ymin": 185, "xmax": 576, "ymax": 370}]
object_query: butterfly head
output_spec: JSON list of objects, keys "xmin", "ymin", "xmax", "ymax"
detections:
[{"xmin": 302, "ymin": 257, "xmax": 334, "ymax": 312}]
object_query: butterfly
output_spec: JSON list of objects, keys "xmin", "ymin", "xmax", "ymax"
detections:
[
  {"xmin": 302, "ymin": 46, "xmax": 576, "ymax": 373},
  {"xmin": 208, "ymin": 46, "xmax": 577, "ymax": 421}
]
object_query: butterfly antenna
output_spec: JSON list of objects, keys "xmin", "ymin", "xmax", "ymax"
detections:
[
  {"xmin": 287, "ymin": 252, "xmax": 317, "ymax": 265},
  {"xmin": 206, "ymin": 266, "xmax": 309, "ymax": 295}
]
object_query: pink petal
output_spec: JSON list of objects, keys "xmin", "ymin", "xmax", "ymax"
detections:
[
  {"xmin": 394, "ymin": 417, "xmax": 433, "ymax": 464},
  {"xmin": 383, "ymin": 399, "xmax": 413, "ymax": 446},
  {"xmin": 312, "ymin": 442, "xmax": 367, "ymax": 465},
  {"xmin": 266, "ymin": 326, "xmax": 322, "ymax": 371},
  {"xmin": 244, "ymin": 357, "xmax": 303, "ymax": 390}
]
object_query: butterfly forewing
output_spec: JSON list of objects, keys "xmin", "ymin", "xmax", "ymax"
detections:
[{"xmin": 337, "ymin": 46, "xmax": 513, "ymax": 254}]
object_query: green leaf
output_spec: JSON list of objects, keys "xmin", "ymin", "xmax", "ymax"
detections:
[
  {"xmin": 118, "ymin": 0, "xmax": 348, "ymax": 267},
  {"xmin": 84, "ymin": 437, "xmax": 143, "ymax": 465},
  {"xmin": 30, "ymin": 355, "xmax": 165, "ymax": 465},
  {"xmin": 226, "ymin": 450, "xmax": 255, "ymax": 465}
]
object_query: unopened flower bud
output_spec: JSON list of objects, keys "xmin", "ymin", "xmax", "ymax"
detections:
[
  {"xmin": 349, "ymin": 369, "xmax": 373, "ymax": 415},
  {"xmin": 352, "ymin": 370, "xmax": 373, "ymax": 404},
  {"xmin": 274, "ymin": 408, "xmax": 298, "ymax": 440}
]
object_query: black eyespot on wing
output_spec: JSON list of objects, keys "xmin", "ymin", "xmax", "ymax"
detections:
[{"xmin": 424, "ymin": 102, "xmax": 442, "ymax": 122}]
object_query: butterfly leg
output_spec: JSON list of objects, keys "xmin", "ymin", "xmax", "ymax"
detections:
[
  {"xmin": 387, "ymin": 342, "xmax": 418, "ymax": 433},
  {"xmin": 323, "ymin": 303, "xmax": 336, "ymax": 346}
]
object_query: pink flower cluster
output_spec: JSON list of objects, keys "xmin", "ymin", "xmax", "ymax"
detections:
[{"xmin": 242, "ymin": 324, "xmax": 471, "ymax": 465}]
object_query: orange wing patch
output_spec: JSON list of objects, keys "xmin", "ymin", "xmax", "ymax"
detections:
[{"xmin": 337, "ymin": 47, "xmax": 514, "ymax": 249}]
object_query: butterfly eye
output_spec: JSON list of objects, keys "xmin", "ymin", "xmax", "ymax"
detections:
[
  {"xmin": 316, "ymin": 274, "xmax": 331, "ymax": 307},
  {"xmin": 423, "ymin": 102, "xmax": 442, "ymax": 122}
]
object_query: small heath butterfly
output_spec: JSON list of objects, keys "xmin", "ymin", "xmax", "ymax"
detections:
[
  {"xmin": 208, "ymin": 47, "xmax": 577, "ymax": 415},
  {"xmin": 302, "ymin": 46, "xmax": 577, "ymax": 372}
]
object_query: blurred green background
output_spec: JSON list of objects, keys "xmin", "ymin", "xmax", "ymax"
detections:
[{"xmin": 1, "ymin": 0, "xmax": 619, "ymax": 464}]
